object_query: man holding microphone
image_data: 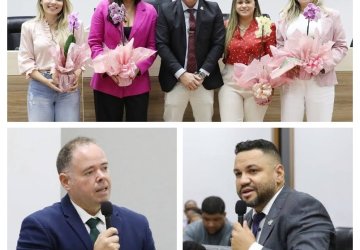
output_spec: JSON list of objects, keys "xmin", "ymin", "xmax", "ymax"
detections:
[{"xmin": 17, "ymin": 137, "xmax": 155, "ymax": 250}]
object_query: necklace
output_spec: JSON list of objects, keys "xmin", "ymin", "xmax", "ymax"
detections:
[
  {"xmin": 50, "ymin": 29, "xmax": 57, "ymax": 44},
  {"xmin": 238, "ymin": 25, "xmax": 249, "ymax": 32}
]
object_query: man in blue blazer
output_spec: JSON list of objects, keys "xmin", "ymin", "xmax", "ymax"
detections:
[
  {"xmin": 17, "ymin": 137, "xmax": 155, "ymax": 250},
  {"xmin": 156, "ymin": 0, "xmax": 225, "ymax": 121},
  {"xmin": 231, "ymin": 139, "xmax": 335, "ymax": 250}
]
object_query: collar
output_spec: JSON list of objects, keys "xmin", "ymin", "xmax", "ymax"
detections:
[
  {"xmin": 70, "ymin": 199, "xmax": 106, "ymax": 226},
  {"xmin": 252, "ymin": 186, "xmax": 284, "ymax": 218},
  {"xmin": 182, "ymin": 0, "xmax": 199, "ymax": 12}
]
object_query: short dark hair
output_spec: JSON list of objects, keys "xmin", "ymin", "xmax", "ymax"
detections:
[
  {"xmin": 235, "ymin": 139, "xmax": 281, "ymax": 163},
  {"xmin": 201, "ymin": 196, "xmax": 225, "ymax": 214},
  {"xmin": 56, "ymin": 137, "xmax": 96, "ymax": 174},
  {"xmin": 183, "ymin": 241, "xmax": 206, "ymax": 250}
]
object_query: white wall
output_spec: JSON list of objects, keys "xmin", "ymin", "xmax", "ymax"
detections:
[
  {"xmin": 8, "ymin": 128, "xmax": 177, "ymax": 250},
  {"xmin": 293, "ymin": 128, "xmax": 353, "ymax": 227},
  {"xmin": 7, "ymin": 0, "xmax": 353, "ymax": 45},
  {"xmin": 183, "ymin": 128, "xmax": 353, "ymax": 227},
  {"xmin": 7, "ymin": 128, "xmax": 61, "ymax": 250},
  {"xmin": 183, "ymin": 128, "xmax": 273, "ymax": 223},
  {"xmin": 60, "ymin": 128, "xmax": 177, "ymax": 250}
]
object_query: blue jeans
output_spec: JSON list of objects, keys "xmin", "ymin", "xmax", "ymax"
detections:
[{"xmin": 27, "ymin": 73, "xmax": 80, "ymax": 122}]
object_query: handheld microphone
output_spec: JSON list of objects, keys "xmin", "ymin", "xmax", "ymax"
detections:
[
  {"xmin": 235, "ymin": 200, "xmax": 247, "ymax": 226},
  {"xmin": 101, "ymin": 201, "xmax": 113, "ymax": 229}
]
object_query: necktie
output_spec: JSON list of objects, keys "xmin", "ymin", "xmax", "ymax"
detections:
[
  {"xmin": 252, "ymin": 212, "xmax": 265, "ymax": 237},
  {"xmin": 186, "ymin": 9, "xmax": 197, "ymax": 73},
  {"xmin": 86, "ymin": 217, "xmax": 101, "ymax": 243}
]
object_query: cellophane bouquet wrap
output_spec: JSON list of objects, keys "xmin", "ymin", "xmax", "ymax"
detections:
[
  {"xmin": 92, "ymin": 38, "xmax": 156, "ymax": 87},
  {"xmin": 269, "ymin": 3, "xmax": 335, "ymax": 80},
  {"xmin": 269, "ymin": 30, "xmax": 335, "ymax": 80},
  {"xmin": 234, "ymin": 55, "xmax": 290, "ymax": 105},
  {"xmin": 50, "ymin": 12, "xmax": 90, "ymax": 92}
]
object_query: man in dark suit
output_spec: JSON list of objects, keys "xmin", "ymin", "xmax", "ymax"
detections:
[
  {"xmin": 156, "ymin": 0, "xmax": 225, "ymax": 121},
  {"xmin": 231, "ymin": 139, "xmax": 335, "ymax": 250},
  {"xmin": 17, "ymin": 137, "xmax": 155, "ymax": 250}
]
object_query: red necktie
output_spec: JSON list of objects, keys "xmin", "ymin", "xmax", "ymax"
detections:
[{"xmin": 186, "ymin": 9, "xmax": 197, "ymax": 73}]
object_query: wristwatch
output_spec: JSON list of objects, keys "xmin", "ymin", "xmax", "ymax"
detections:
[{"xmin": 197, "ymin": 71, "xmax": 207, "ymax": 80}]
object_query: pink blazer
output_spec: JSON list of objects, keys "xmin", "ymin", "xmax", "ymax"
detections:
[
  {"xmin": 88, "ymin": 0, "xmax": 157, "ymax": 98},
  {"xmin": 277, "ymin": 8, "xmax": 348, "ymax": 86}
]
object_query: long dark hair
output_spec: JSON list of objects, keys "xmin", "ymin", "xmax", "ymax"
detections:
[{"xmin": 225, "ymin": 0, "xmax": 262, "ymax": 58}]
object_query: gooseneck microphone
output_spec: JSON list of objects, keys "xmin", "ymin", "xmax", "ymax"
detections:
[
  {"xmin": 235, "ymin": 200, "xmax": 247, "ymax": 226},
  {"xmin": 101, "ymin": 201, "xmax": 113, "ymax": 229}
]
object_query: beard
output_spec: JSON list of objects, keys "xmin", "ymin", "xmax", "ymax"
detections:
[{"xmin": 239, "ymin": 180, "xmax": 277, "ymax": 208}]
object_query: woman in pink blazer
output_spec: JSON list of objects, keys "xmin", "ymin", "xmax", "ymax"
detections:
[
  {"xmin": 277, "ymin": 0, "xmax": 348, "ymax": 122},
  {"xmin": 88, "ymin": 0, "xmax": 157, "ymax": 121}
]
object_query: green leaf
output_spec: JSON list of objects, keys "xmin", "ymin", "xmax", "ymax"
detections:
[{"xmin": 64, "ymin": 34, "xmax": 76, "ymax": 58}]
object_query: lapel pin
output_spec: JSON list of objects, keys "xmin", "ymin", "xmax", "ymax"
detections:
[
  {"xmin": 267, "ymin": 219, "xmax": 273, "ymax": 226},
  {"xmin": 200, "ymin": 6, "xmax": 204, "ymax": 11}
]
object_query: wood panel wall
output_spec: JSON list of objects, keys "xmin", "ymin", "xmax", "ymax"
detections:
[{"xmin": 7, "ymin": 72, "xmax": 352, "ymax": 122}]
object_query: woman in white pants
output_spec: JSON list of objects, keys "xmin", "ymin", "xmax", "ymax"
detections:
[
  {"xmin": 277, "ymin": 0, "xmax": 348, "ymax": 121},
  {"xmin": 219, "ymin": 0, "xmax": 276, "ymax": 122}
]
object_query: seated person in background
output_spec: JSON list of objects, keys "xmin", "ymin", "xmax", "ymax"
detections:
[
  {"xmin": 186, "ymin": 207, "xmax": 202, "ymax": 224},
  {"xmin": 184, "ymin": 199, "xmax": 201, "ymax": 226},
  {"xmin": 184, "ymin": 200, "xmax": 199, "ymax": 212},
  {"xmin": 183, "ymin": 241, "xmax": 206, "ymax": 250},
  {"xmin": 184, "ymin": 196, "xmax": 232, "ymax": 246}
]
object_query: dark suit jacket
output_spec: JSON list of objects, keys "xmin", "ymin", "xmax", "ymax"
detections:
[
  {"xmin": 156, "ymin": 0, "xmax": 225, "ymax": 92},
  {"xmin": 245, "ymin": 186, "xmax": 335, "ymax": 250},
  {"xmin": 17, "ymin": 194, "xmax": 155, "ymax": 250}
]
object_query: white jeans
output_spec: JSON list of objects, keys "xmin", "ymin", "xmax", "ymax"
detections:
[
  {"xmin": 281, "ymin": 79, "xmax": 335, "ymax": 122},
  {"xmin": 163, "ymin": 82, "xmax": 214, "ymax": 122},
  {"xmin": 218, "ymin": 64, "xmax": 268, "ymax": 122}
]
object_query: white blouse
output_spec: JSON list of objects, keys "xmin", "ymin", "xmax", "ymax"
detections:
[
  {"xmin": 18, "ymin": 18, "xmax": 84, "ymax": 78},
  {"xmin": 286, "ymin": 13, "xmax": 323, "ymax": 38}
]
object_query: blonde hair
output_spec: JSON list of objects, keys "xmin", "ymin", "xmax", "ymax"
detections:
[
  {"xmin": 224, "ymin": 0, "xmax": 262, "ymax": 58},
  {"xmin": 36, "ymin": 0, "xmax": 73, "ymax": 47},
  {"xmin": 280, "ymin": 0, "xmax": 325, "ymax": 22}
]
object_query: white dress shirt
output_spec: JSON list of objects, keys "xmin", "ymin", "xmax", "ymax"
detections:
[
  {"xmin": 174, "ymin": 1, "xmax": 209, "ymax": 79},
  {"xmin": 249, "ymin": 186, "xmax": 284, "ymax": 250},
  {"xmin": 70, "ymin": 199, "xmax": 106, "ymax": 234}
]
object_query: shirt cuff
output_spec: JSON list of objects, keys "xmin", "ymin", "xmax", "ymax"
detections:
[
  {"xmin": 175, "ymin": 68, "xmax": 186, "ymax": 79},
  {"xmin": 199, "ymin": 68, "xmax": 210, "ymax": 77},
  {"xmin": 249, "ymin": 242, "xmax": 263, "ymax": 250},
  {"xmin": 24, "ymin": 67, "xmax": 39, "ymax": 79}
]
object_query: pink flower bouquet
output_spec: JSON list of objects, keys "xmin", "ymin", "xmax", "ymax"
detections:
[
  {"xmin": 233, "ymin": 54, "xmax": 290, "ymax": 105},
  {"xmin": 50, "ymin": 43, "xmax": 90, "ymax": 91},
  {"xmin": 269, "ymin": 30, "xmax": 335, "ymax": 80},
  {"xmin": 108, "ymin": 2, "xmax": 127, "ymax": 45},
  {"xmin": 50, "ymin": 12, "xmax": 90, "ymax": 92},
  {"xmin": 269, "ymin": 3, "xmax": 335, "ymax": 80},
  {"xmin": 303, "ymin": 3, "xmax": 321, "ymax": 36},
  {"xmin": 92, "ymin": 38, "xmax": 156, "ymax": 87}
]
